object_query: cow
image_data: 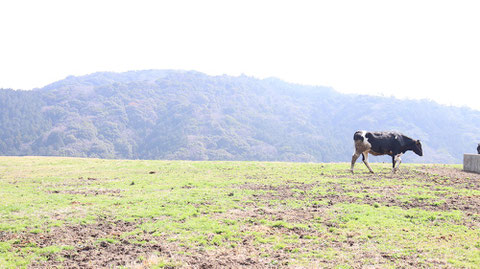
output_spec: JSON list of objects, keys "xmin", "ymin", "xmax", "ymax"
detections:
[
  {"xmin": 350, "ymin": 131, "xmax": 423, "ymax": 174},
  {"xmin": 477, "ymin": 143, "xmax": 480, "ymax": 154}
]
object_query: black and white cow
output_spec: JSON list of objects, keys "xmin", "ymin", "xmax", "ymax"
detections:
[
  {"xmin": 350, "ymin": 131, "xmax": 423, "ymax": 174},
  {"xmin": 477, "ymin": 143, "xmax": 480, "ymax": 154}
]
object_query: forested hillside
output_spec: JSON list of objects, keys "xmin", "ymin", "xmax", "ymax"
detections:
[{"xmin": 1, "ymin": 70, "xmax": 479, "ymax": 163}]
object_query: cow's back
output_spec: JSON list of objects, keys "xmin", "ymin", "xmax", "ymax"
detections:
[{"xmin": 364, "ymin": 131, "xmax": 399, "ymax": 155}]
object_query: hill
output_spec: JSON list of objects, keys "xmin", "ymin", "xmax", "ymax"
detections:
[{"xmin": 1, "ymin": 70, "xmax": 480, "ymax": 163}]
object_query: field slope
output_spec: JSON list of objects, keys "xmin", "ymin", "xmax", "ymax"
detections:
[{"xmin": 1, "ymin": 157, "xmax": 479, "ymax": 268}]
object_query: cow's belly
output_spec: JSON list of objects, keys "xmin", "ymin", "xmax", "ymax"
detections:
[{"xmin": 369, "ymin": 150, "xmax": 392, "ymax": 156}]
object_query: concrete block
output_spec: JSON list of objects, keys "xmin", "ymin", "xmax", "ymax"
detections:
[{"xmin": 463, "ymin": 154, "xmax": 480, "ymax": 173}]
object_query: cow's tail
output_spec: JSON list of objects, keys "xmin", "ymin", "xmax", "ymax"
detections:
[{"xmin": 353, "ymin": 131, "xmax": 364, "ymax": 142}]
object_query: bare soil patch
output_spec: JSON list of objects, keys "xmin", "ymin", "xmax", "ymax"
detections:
[
  {"xmin": 47, "ymin": 188, "xmax": 123, "ymax": 196},
  {"xmin": 0, "ymin": 219, "xmax": 162, "ymax": 268},
  {"xmin": 416, "ymin": 165, "xmax": 480, "ymax": 189},
  {"xmin": 1, "ymin": 218, "xmax": 289, "ymax": 268},
  {"xmin": 239, "ymin": 166, "xmax": 480, "ymax": 216}
]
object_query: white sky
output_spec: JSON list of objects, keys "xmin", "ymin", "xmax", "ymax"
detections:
[{"xmin": 1, "ymin": 0, "xmax": 480, "ymax": 109}]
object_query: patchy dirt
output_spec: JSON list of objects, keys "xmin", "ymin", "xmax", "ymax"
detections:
[
  {"xmin": 416, "ymin": 165, "xmax": 480, "ymax": 189},
  {"xmin": 213, "ymin": 206, "xmax": 446, "ymax": 269},
  {"xmin": 239, "ymin": 166, "xmax": 480, "ymax": 216},
  {"xmin": 1, "ymin": 218, "xmax": 287, "ymax": 269},
  {"xmin": 47, "ymin": 188, "xmax": 123, "ymax": 196},
  {"xmin": 0, "ymin": 219, "xmax": 159, "ymax": 268},
  {"xmin": 222, "ymin": 165, "xmax": 480, "ymax": 267}
]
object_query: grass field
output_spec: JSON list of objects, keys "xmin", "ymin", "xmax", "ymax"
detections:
[{"xmin": 1, "ymin": 157, "xmax": 479, "ymax": 268}]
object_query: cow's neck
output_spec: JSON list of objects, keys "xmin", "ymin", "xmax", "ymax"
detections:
[{"xmin": 400, "ymin": 140, "xmax": 415, "ymax": 154}]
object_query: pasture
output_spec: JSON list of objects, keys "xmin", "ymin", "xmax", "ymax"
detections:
[{"xmin": 0, "ymin": 157, "xmax": 479, "ymax": 268}]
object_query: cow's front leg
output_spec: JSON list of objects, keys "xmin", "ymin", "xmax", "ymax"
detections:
[
  {"xmin": 392, "ymin": 154, "xmax": 402, "ymax": 173},
  {"xmin": 350, "ymin": 152, "xmax": 361, "ymax": 174}
]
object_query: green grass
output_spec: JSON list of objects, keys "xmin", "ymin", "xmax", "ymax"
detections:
[{"xmin": 0, "ymin": 156, "xmax": 479, "ymax": 268}]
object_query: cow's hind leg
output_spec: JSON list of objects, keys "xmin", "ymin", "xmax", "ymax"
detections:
[
  {"xmin": 362, "ymin": 152, "xmax": 374, "ymax": 173},
  {"xmin": 350, "ymin": 152, "xmax": 361, "ymax": 174},
  {"xmin": 392, "ymin": 154, "xmax": 402, "ymax": 173}
]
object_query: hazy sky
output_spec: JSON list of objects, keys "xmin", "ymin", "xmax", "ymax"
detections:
[{"xmin": 1, "ymin": 0, "xmax": 480, "ymax": 109}]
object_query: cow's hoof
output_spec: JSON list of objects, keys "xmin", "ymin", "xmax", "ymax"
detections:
[{"xmin": 369, "ymin": 171, "xmax": 375, "ymax": 174}]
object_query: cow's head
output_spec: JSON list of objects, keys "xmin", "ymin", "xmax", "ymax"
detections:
[{"xmin": 412, "ymin": 140, "xmax": 423, "ymax": 156}]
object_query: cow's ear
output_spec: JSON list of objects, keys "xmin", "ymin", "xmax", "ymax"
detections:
[{"xmin": 416, "ymin": 140, "xmax": 421, "ymax": 145}]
